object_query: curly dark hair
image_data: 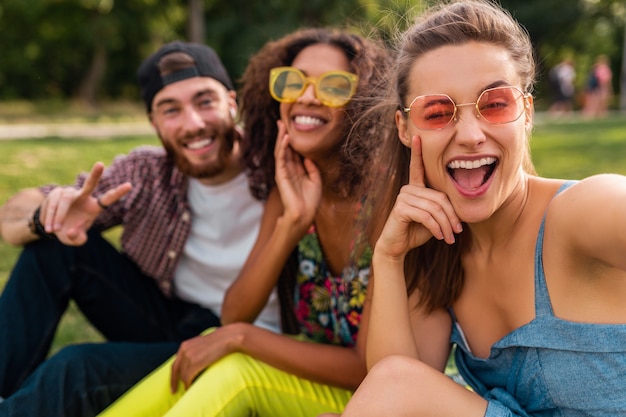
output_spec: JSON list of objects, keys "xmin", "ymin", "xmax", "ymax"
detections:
[{"xmin": 238, "ymin": 27, "xmax": 391, "ymax": 200}]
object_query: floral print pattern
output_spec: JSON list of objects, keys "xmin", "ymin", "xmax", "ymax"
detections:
[{"xmin": 294, "ymin": 225, "xmax": 371, "ymax": 347}]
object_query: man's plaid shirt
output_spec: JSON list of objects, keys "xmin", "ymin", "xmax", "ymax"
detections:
[{"xmin": 42, "ymin": 146, "xmax": 198, "ymax": 296}]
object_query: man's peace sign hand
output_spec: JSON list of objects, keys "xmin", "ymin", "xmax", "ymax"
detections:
[{"xmin": 41, "ymin": 162, "xmax": 132, "ymax": 245}]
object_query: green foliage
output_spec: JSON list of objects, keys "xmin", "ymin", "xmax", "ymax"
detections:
[
  {"xmin": 499, "ymin": 0, "xmax": 625, "ymax": 104},
  {"xmin": 200, "ymin": 0, "xmax": 374, "ymax": 81},
  {"xmin": 2, "ymin": 0, "xmax": 621, "ymax": 109},
  {"xmin": 0, "ymin": 0, "xmax": 184, "ymax": 101}
]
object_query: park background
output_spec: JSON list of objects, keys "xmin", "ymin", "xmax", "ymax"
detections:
[
  {"xmin": 0, "ymin": 0, "xmax": 625, "ymax": 112},
  {"xmin": 1, "ymin": 0, "xmax": 626, "ymax": 351}
]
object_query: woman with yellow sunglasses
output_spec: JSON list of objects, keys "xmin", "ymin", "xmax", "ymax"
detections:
[{"xmin": 97, "ymin": 27, "xmax": 390, "ymax": 417}]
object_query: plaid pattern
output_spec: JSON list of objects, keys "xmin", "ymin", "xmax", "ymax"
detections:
[{"xmin": 41, "ymin": 146, "xmax": 192, "ymax": 296}]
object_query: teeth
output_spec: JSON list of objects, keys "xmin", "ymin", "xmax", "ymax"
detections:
[
  {"xmin": 294, "ymin": 115, "xmax": 324, "ymax": 126},
  {"xmin": 447, "ymin": 157, "xmax": 496, "ymax": 169},
  {"xmin": 186, "ymin": 138, "xmax": 213, "ymax": 150}
]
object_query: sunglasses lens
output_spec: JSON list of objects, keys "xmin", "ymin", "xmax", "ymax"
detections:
[
  {"xmin": 408, "ymin": 87, "xmax": 526, "ymax": 130},
  {"xmin": 270, "ymin": 68, "xmax": 304, "ymax": 103},
  {"xmin": 477, "ymin": 87, "xmax": 524, "ymax": 123},
  {"xmin": 317, "ymin": 73, "xmax": 356, "ymax": 107},
  {"xmin": 270, "ymin": 67, "xmax": 357, "ymax": 107},
  {"xmin": 410, "ymin": 95, "xmax": 456, "ymax": 130}
]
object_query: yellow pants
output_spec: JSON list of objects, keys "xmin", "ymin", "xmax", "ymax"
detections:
[{"xmin": 98, "ymin": 341, "xmax": 352, "ymax": 417}]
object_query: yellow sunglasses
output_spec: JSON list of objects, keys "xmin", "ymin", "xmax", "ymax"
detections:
[{"xmin": 269, "ymin": 66, "xmax": 358, "ymax": 108}]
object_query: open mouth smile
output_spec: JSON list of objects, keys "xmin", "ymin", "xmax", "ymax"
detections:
[{"xmin": 447, "ymin": 156, "xmax": 497, "ymax": 191}]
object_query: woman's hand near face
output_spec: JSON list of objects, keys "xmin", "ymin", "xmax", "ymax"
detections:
[
  {"xmin": 273, "ymin": 120, "xmax": 322, "ymax": 231},
  {"xmin": 375, "ymin": 136, "xmax": 462, "ymax": 261}
]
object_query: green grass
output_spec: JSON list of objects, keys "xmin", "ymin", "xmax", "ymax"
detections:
[
  {"xmin": 531, "ymin": 114, "xmax": 626, "ymax": 178},
  {"xmin": 0, "ymin": 112, "xmax": 625, "ymax": 354}
]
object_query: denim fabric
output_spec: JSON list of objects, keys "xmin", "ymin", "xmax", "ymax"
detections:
[
  {"xmin": 0, "ymin": 342, "xmax": 178, "ymax": 417},
  {"xmin": 452, "ymin": 182, "xmax": 626, "ymax": 416},
  {"xmin": 0, "ymin": 231, "xmax": 220, "ymax": 416},
  {"xmin": 485, "ymin": 402, "xmax": 515, "ymax": 417}
]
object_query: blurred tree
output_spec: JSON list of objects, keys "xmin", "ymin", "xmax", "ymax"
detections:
[
  {"xmin": 199, "ymin": 0, "xmax": 372, "ymax": 85},
  {"xmin": 499, "ymin": 0, "xmax": 625, "ymax": 109},
  {"xmin": 622, "ymin": 25, "xmax": 626, "ymax": 110},
  {"xmin": 0, "ymin": 0, "xmax": 623, "ymax": 110},
  {"xmin": 0, "ymin": 0, "xmax": 186, "ymax": 107},
  {"xmin": 188, "ymin": 0, "xmax": 204, "ymax": 43}
]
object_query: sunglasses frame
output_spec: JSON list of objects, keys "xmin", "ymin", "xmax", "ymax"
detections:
[
  {"xmin": 403, "ymin": 85, "xmax": 530, "ymax": 131},
  {"xmin": 269, "ymin": 66, "xmax": 359, "ymax": 108}
]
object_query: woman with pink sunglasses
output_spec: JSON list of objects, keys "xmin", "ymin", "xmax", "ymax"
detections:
[{"xmin": 324, "ymin": 1, "xmax": 626, "ymax": 416}]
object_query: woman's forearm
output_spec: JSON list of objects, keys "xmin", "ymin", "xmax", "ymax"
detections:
[
  {"xmin": 365, "ymin": 251, "xmax": 418, "ymax": 369},
  {"xmin": 235, "ymin": 323, "xmax": 367, "ymax": 390}
]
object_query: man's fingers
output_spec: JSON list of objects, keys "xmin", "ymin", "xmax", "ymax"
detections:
[
  {"xmin": 43, "ymin": 188, "xmax": 74, "ymax": 232},
  {"xmin": 58, "ymin": 228, "xmax": 88, "ymax": 246},
  {"xmin": 39, "ymin": 191, "xmax": 55, "ymax": 231},
  {"xmin": 80, "ymin": 162, "xmax": 106, "ymax": 197},
  {"xmin": 96, "ymin": 182, "xmax": 132, "ymax": 209},
  {"xmin": 409, "ymin": 135, "xmax": 426, "ymax": 187}
]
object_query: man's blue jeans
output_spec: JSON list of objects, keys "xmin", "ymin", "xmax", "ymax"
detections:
[{"xmin": 0, "ymin": 231, "xmax": 220, "ymax": 416}]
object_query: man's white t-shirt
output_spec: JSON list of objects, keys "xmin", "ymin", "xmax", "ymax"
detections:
[{"xmin": 174, "ymin": 174, "xmax": 281, "ymax": 333}]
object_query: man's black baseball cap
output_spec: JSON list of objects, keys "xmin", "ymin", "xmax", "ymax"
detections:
[{"xmin": 137, "ymin": 41, "xmax": 234, "ymax": 111}]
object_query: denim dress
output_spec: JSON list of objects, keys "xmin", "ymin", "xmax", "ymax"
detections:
[{"xmin": 451, "ymin": 182, "xmax": 626, "ymax": 416}]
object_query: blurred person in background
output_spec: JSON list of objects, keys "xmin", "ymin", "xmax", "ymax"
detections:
[
  {"xmin": 583, "ymin": 54, "xmax": 613, "ymax": 118},
  {"xmin": 548, "ymin": 57, "xmax": 576, "ymax": 117}
]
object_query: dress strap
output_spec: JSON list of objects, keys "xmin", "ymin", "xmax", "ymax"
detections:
[{"xmin": 534, "ymin": 181, "xmax": 577, "ymax": 317}]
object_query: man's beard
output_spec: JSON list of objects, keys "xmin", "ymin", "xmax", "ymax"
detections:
[{"xmin": 161, "ymin": 123, "xmax": 237, "ymax": 179}]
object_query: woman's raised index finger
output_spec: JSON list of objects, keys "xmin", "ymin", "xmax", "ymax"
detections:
[{"xmin": 409, "ymin": 135, "xmax": 426, "ymax": 187}]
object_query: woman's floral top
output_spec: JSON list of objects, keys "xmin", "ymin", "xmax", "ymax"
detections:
[{"xmin": 294, "ymin": 224, "xmax": 371, "ymax": 347}]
